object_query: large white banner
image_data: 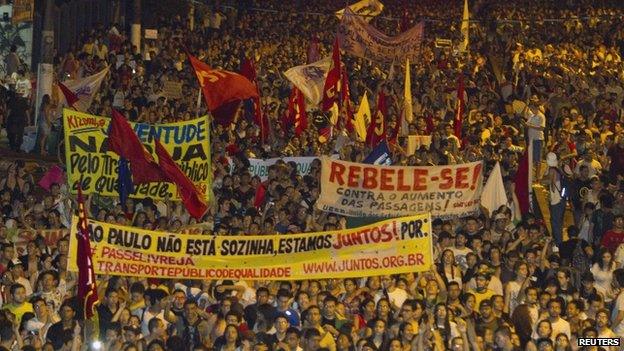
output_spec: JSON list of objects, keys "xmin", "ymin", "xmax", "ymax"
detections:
[
  {"xmin": 318, "ymin": 157, "xmax": 484, "ymax": 218},
  {"xmin": 337, "ymin": 8, "xmax": 424, "ymax": 63}
]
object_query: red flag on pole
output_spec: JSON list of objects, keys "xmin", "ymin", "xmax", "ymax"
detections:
[
  {"xmin": 389, "ymin": 109, "xmax": 404, "ymax": 145},
  {"xmin": 454, "ymin": 74, "xmax": 465, "ymax": 143},
  {"xmin": 187, "ymin": 52, "xmax": 259, "ymax": 124},
  {"xmin": 110, "ymin": 109, "xmax": 207, "ymax": 220},
  {"xmin": 154, "ymin": 139, "xmax": 208, "ymax": 220},
  {"xmin": 321, "ymin": 38, "xmax": 341, "ymax": 112},
  {"xmin": 366, "ymin": 91, "xmax": 387, "ymax": 147},
  {"xmin": 340, "ymin": 66, "xmax": 354, "ymax": 133},
  {"xmin": 289, "ymin": 88, "xmax": 308, "ymax": 136},
  {"xmin": 283, "ymin": 88, "xmax": 297, "ymax": 130},
  {"xmin": 514, "ymin": 147, "xmax": 531, "ymax": 216},
  {"xmin": 240, "ymin": 57, "xmax": 269, "ymax": 143},
  {"xmin": 109, "ymin": 109, "xmax": 165, "ymax": 184},
  {"xmin": 76, "ymin": 185, "xmax": 99, "ymax": 320},
  {"xmin": 57, "ymin": 81, "xmax": 80, "ymax": 110}
]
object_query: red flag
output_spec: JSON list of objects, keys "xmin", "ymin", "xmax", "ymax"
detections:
[
  {"xmin": 321, "ymin": 38, "xmax": 341, "ymax": 111},
  {"xmin": 366, "ymin": 91, "xmax": 387, "ymax": 147},
  {"xmin": 212, "ymin": 100, "xmax": 243, "ymax": 126},
  {"xmin": 425, "ymin": 113, "xmax": 435, "ymax": 135},
  {"xmin": 76, "ymin": 185, "xmax": 99, "ymax": 320},
  {"xmin": 283, "ymin": 88, "xmax": 297, "ymax": 130},
  {"xmin": 514, "ymin": 147, "xmax": 530, "ymax": 216},
  {"xmin": 290, "ymin": 88, "xmax": 308, "ymax": 136},
  {"xmin": 154, "ymin": 139, "xmax": 208, "ymax": 220},
  {"xmin": 254, "ymin": 183, "xmax": 266, "ymax": 209},
  {"xmin": 307, "ymin": 35, "xmax": 320, "ymax": 64},
  {"xmin": 187, "ymin": 53, "xmax": 258, "ymax": 121},
  {"xmin": 57, "ymin": 81, "xmax": 79, "ymax": 110},
  {"xmin": 240, "ymin": 57, "xmax": 269, "ymax": 143},
  {"xmin": 240, "ymin": 58, "xmax": 257, "ymax": 83},
  {"xmin": 389, "ymin": 109, "xmax": 404, "ymax": 145},
  {"xmin": 340, "ymin": 66, "xmax": 354, "ymax": 132},
  {"xmin": 454, "ymin": 74, "xmax": 465, "ymax": 143},
  {"xmin": 109, "ymin": 109, "xmax": 165, "ymax": 184}
]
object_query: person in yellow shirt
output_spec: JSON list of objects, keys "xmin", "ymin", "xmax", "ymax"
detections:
[
  {"xmin": 469, "ymin": 272, "xmax": 495, "ymax": 308},
  {"xmin": 3, "ymin": 283, "xmax": 34, "ymax": 323}
]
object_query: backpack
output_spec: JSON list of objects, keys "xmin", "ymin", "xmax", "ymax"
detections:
[{"xmin": 553, "ymin": 167, "xmax": 573, "ymax": 200}]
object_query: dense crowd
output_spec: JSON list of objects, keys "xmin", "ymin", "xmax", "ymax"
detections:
[{"xmin": 1, "ymin": 0, "xmax": 624, "ymax": 350}]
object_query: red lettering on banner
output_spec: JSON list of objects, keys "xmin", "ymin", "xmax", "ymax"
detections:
[
  {"xmin": 455, "ymin": 167, "xmax": 469, "ymax": 188},
  {"xmin": 329, "ymin": 162, "xmax": 346, "ymax": 184},
  {"xmin": 471, "ymin": 163, "xmax": 482, "ymax": 190},
  {"xmin": 380, "ymin": 169, "xmax": 393, "ymax": 190},
  {"xmin": 439, "ymin": 168, "xmax": 453, "ymax": 189},
  {"xmin": 412, "ymin": 169, "xmax": 428, "ymax": 191},
  {"xmin": 396, "ymin": 170, "xmax": 410, "ymax": 191},
  {"xmin": 363, "ymin": 167, "xmax": 377, "ymax": 189},
  {"xmin": 347, "ymin": 166, "xmax": 360, "ymax": 187}
]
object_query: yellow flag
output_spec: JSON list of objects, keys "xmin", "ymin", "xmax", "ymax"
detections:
[
  {"xmin": 354, "ymin": 92, "xmax": 371, "ymax": 141},
  {"xmin": 329, "ymin": 102, "xmax": 340, "ymax": 126},
  {"xmin": 460, "ymin": 0, "xmax": 469, "ymax": 53},
  {"xmin": 404, "ymin": 58, "xmax": 413, "ymax": 124}
]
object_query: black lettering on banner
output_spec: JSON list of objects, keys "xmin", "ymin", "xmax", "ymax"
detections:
[
  {"xmin": 68, "ymin": 135, "xmax": 97, "ymax": 152},
  {"xmin": 91, "ymin": 225, "xmax": 104, "ymax": 242},
  {"xmin": 108, "ymin": 228, "xmax": 152, "ymax": 249},
  {"xmin": 95, "ymin": 175, "xmax": 117, "ymax": 193},
  {"xmin": 221, "ymin": 239, "xmax": 275, "ymax": 256},
  {"xmin": 73, "ymin": 175, "xmax": 92, "ymax": 192},
  {"xmin": 157, "ymin": 236, "xmax": 182, "ymax": 253},
  {"xmin": 134, "ymin": 182, "xmax": 172, "ymax": 198},
  {"xmin": 400, "ymin": 220, "xmax": 427, "ymax": 239},
  {"xmin": 185, "ymin": 239, "xmax": 216, "ymax": 255},
  {"xmin": 171, "ymin": 144, "xmax": 208, "ymax": 162},
  {"xmin": 69, "ymin": 153, "xmax": 100, "ymax": 174}
]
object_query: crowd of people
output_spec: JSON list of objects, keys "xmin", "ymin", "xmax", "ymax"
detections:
[{"xmin": 1, "ymin": 0, "xmax": 624, "ymax": 350}]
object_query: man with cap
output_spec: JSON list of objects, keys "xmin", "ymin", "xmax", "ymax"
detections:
[
  {"xmin": 469, "ymin": 272, "xmax": 496, "ymax": 308},
  {"xmin": 491, "ymin": 212, "xmax": 512, "ymax": 245},
  {"xmin": 7, "ymin": 258, "xmax": 32, "ymax": 296}
]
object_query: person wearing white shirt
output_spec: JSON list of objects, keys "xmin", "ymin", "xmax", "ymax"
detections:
[
  {"xmin": 546, "ymin": 299, "xmax": 571, "ymax": 340},
  {"xmin": 524, "ymin": 97, "xmax": 546, "ymax": 178},
  {"xmin": 610, "ymin": 269, "xmax": 624, "ymax": 336}
]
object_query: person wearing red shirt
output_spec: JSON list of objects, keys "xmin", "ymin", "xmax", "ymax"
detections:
[{"xmin": 600, "ymin": 215, "xmax": 624, "ymax": 253}]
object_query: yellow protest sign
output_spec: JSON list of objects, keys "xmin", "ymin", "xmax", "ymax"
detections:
[
  {"xmin": 63, "ymin": 109, "xmax": 211, "ymax": 201},
  {"xmin": 68, "ymin": 214, "xmax": 433, "ymax": 280}
]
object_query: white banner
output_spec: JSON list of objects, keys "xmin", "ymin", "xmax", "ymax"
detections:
[
  {"xmin": 56, "ymin": 66, "xmax": 110, "ymax": 112},
  {"xmin": 337, "ymin": 8, "xmax": 424, "ymax": 63},
  {"xmin": 284, "ymin": 57, "xmax": 331, "ymax": 106},
  {"xmin": 318, "ymin": 157, "xmax": 484, "ymax": 218}
]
